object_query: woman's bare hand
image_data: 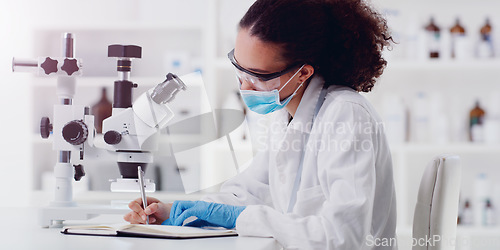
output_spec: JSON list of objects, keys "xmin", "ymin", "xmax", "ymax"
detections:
[{"xmin": 123, "ymin": 197, "xmax": 172, "ymax": 225}]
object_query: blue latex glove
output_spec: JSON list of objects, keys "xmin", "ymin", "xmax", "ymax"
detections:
[{"xmin": 165, "ymin": 200, "xmax": 246, "ymax": 229}]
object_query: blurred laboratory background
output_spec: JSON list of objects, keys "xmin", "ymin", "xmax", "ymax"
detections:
[{"xmin": 1, "ymin": 0, "xmax": 500, "ymax": 248}]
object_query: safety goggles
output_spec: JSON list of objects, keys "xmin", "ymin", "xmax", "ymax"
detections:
[{"xmin": 227, "ymin": 49, "xmax": 303, "ymax": 91}]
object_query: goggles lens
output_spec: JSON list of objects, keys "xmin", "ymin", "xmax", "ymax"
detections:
[
  {"xmin": 233, "ymin": 68, "xmax": 281, "ymax": 91},
  {"xmin": 228, "ymin": 49, "xmax": 302, "ymax": 91}
]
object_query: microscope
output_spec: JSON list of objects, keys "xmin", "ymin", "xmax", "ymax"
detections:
[{"xmin": 12, "ymin": 33, "xmax": 187, "ymax": 227}]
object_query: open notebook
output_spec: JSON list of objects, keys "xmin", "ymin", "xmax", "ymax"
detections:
[{"xmin": 61, "ymin": 224, "xmax": 238, "ymax": 239}]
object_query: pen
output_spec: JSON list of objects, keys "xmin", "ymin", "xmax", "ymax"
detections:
[{"xmin": 138, "ymin": 166, "xmax": 149, "ymax": 225}]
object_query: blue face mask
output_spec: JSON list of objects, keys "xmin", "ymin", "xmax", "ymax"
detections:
[{"xmin": 239, "ymin": 65, "xmax": 305, "ymax": 115}]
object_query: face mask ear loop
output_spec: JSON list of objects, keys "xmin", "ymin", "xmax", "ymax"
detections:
[
  {"xmin": 278, "ymin": 64, "xmax": 306, "ymax": 92},
  {"xmin": 276, "ymin": 81, "xmax": 304, "ymax": 105},
  {"xmin": 292, "ymin": 82, "xmax": 304, "ymax": 95}
]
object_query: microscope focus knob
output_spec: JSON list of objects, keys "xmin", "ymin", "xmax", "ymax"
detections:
[
  {"xmin": 40, "ymin": 57, "xmax": 58, "ymax": 75},
  {"xmin": 62, "ymin": 120, "xmax": 88, "ymax": 145},
  {"xmin": 104, "ymin": 130, "xmax": 122, "ymax": 145},
  {"xmin": 61, "ymin": 58, "xmax": 79, "ymax": 76},
  {"xmin": 40, "ymin": 117, "xmax": 52, "ymax": 139}
]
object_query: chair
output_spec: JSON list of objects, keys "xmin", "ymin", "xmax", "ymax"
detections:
[{"xmin": 412, "ymin": 154, "xmax": 462, "ymax": 250}]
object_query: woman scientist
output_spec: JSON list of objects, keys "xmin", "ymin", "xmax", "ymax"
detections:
[{"xmin": 125, "ymin": 0, "xmax": 396, "ymax": 249}]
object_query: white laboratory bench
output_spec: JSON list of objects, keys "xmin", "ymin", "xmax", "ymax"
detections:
[
  {"xmin": 1, "ymin": 191, "xmax": 282, "ymax": 250},
  {"xmin": 0, "ymin": 206, "xmax": 282, "ymax": 250}
]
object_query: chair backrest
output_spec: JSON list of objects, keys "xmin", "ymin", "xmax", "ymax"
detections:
[{"xmin": 412, "ymin": 154, "xmax": 461, "ymax": 250}]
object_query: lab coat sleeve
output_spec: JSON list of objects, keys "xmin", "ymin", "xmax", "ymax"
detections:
[
  {"xmin": 235, "ymin": 101, "xmax": 381, "ymax": 250},
  {"xmin": 201, "ymin": 149, "xmax": 273, "ymax": 206}
]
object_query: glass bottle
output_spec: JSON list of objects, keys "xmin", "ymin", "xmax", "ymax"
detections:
[
  {"xmin": 469, "ymin": 100, "xmax": 485, "ymax": 142},
  {"xmin": 484, "ymin": 199, "xmax": 495, "ymax": 226},
  {"xmin": 450, "ymin": 18, "xmax": 466, "ymax": 59},
  {"xmin": 91, "ymin": 87, "xmax": 112, "ymax": 134},
  {"xmin": 481, "ymin": 18, "xmax": 492, "ymax": 41},
  {"xmin": 478, "ymin": 18, "xmax": 494, "ymax": 58},
  {"xmin": 462, "ymin": 200, "xmax": 473, "ymax": 225},
  {"xmin": 425, "ymin": 17, "xmax": 441, "ymax": 58}
]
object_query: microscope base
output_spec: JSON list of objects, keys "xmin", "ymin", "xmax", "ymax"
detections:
[{"xmin": 39, "ymin": 204, "xmax": 130, "ymax": 228}]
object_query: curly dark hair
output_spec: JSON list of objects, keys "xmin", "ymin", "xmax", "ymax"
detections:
[{"xmin": 239, "ymin": 0, "xmax": 392, "ymax": 92}]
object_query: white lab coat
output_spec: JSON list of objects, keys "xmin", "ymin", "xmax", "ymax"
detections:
[{"xmin": 203, "ymin": 76, "xmax": 397, "ymax": 250}]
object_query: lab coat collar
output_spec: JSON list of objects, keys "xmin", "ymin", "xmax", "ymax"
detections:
[{"xmin": 287, "ymin": 75, "xmax": 325, "ymax": 133}]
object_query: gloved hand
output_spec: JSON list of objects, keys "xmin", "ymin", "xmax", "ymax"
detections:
[{"xmin": 164, "ymin": 200, "xmax": 246, "ymax": 229}]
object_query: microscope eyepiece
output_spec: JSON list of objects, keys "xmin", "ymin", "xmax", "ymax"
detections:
[{"xmin": 150, "ymin": 73, "xmax": 187, "ymax": 104}]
